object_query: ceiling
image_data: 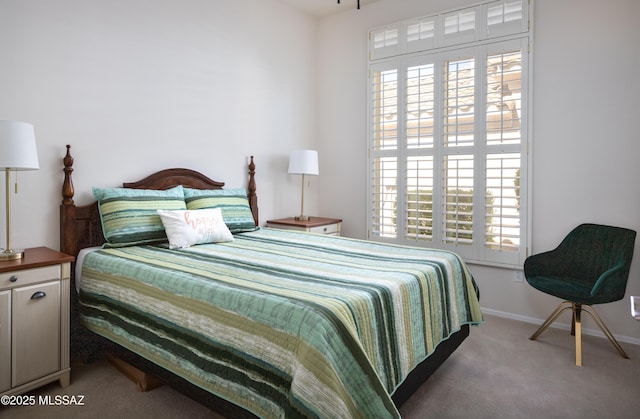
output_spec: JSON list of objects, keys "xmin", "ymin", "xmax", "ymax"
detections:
[{"xmin": 278, "ymin": 0, "xmax": 380, "ymax": 17}]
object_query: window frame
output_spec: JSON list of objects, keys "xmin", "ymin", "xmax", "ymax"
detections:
[{"xmin": 367, "ymin": 0, "xmax": 532, "ymax": 268}]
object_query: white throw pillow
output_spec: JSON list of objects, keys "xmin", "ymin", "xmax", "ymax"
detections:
[{"xmin": 157, "ymin": 208, "xmax": 234, "ymax": 249}]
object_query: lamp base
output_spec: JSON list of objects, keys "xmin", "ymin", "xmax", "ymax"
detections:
[
  {"xmin": 294, "ymin": 215, "xmax": 310, "ymax": 221},
  {"xmin": 0, "ymin": 249, "xmax": 25, "ymax": 261}
]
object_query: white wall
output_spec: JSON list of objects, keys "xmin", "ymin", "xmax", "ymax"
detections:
[
  {"xmin": 0, "ymin": 0, "xmax": 318, "ymax": 250},
  {"xmin": 317, "ymin": 0, "xmax": 640, "ymax": 342}
]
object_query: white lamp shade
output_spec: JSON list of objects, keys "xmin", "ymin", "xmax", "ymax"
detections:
[
  {"xmin": 288, "ymin": 150, "xmax": 319, "ymax": 176},
  {"xmin": 0, "ymin": 120, "xmax": 40, "ymax": 170}
]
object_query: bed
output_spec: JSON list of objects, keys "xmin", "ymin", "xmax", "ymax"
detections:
[{"xmin": 59, "ymin": 145, "xmax": 483, "ymax": 418}]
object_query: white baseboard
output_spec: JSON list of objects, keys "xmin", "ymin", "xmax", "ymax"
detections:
[{"xmin": 480, "ymin": 307, "xmax": 640, "ymax": 346}]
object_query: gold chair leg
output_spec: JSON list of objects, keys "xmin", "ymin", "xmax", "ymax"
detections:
[
  {"xmin": 530, "ymin": 301, "xmax": 573, "ymax": 341},
  {"xmin": 574, "ymin": 303, "xmax": 582, "ymax": 366},
  {"xmin": 581, "ymin": 304, "xmax": 629, "ymax": 359}
]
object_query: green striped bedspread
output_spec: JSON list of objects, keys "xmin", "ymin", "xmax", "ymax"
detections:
[{"xmin": 79, "ymin": 227, "xmax": 483, "ymax": 418}]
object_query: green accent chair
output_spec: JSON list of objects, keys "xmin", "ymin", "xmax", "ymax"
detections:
[{"xmin": 524, "ymin": 223, "xmax": 636, "ymax": 366}]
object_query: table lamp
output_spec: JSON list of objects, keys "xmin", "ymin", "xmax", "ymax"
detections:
[
  {"xmin": 0, "ymin": 120, "xmax": 40, "ymax": 260},
  {"xmin": 288, "ymin": 150, "xmax": 318, "ymax": 221}
]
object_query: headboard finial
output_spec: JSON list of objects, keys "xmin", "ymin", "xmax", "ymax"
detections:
[
  {"xmin": 62, "ymin": 145, "xmax": 75, "ymax": 206},
  {"xmin": 248, "ymin": 156, "xmax": 258, "ymax": 226}
]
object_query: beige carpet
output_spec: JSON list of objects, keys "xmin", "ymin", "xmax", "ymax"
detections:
[{"xmin": 2, "ymin": 314, "xmax": 639, "ymax": 418}]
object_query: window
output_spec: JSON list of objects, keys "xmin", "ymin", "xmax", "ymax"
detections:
[{"xmin": 368, "ymin": 0, "xmax": 531, "ymax": 268}]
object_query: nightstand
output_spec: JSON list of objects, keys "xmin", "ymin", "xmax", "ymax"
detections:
[
  {"xmin": 0, "ymin": 247, "xmax": 74, "ymax": 395},
  {"xmin": 267, "ymin": 217, "xmax": 342, "ymax": 236}
]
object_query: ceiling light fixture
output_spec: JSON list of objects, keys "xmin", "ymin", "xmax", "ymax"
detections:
[{"xmin": 337, "ymin": 0, "xmax": 361, "ymax": 10}]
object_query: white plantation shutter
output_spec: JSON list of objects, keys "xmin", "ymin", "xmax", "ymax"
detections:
[
  {"xmin": 485, "ymin": 153, "xmax": 520, "ymax": 251},
  {"xmin": 403, "ymin": 59, "xmax": 436, "ymax": 243},
  {"xmin": 405, "ymin": 156, "xmax": 434, "ymax": 241},
  {"xmin": 443, "ymin": 8, "xmax": 478, "ymax": 45},
  {"xmin": 444, "ymin": 154, "xmax": 475, "ymax": 248},
  {"xmin": 486, "ymin": 48, "xmax": 522, "ymax": 146},
  {"xmin": 406, "ymin": 62, "xmax": 435, "ymax": 149},
  {"xmin": 481, "ymin": 40, "xmax": 527, "ymax": 266},
  {"xmin": 444, "ymin": 57, "xmax": 476, "ymax": 148},
  {"xmin": 368, "ymin": 0, "xmax": 531, "ymax": 267},
  {"xmin": 370, "ymin": 67, "xmax": 398, "ymax": 151},
  {"xmin": 486, "ymin": 0, "xmax": 527, "ymax": 38},
  {"xmin": 369, "ymin": 26, "xmax": 400, "ymax": 60},
  {"xmin": 406, "ymin": 17, "xmax": 436, "ymax": 53},
  {"xmin": 441, "ymin": 52, "xmax": 476, "ymax": 257},
  {"xmin": 370, "ymin": 63, "xmax": 400, "ymax": 239},
  {"xmin": 371, "ymin": 156, "xmax": 398, "ymax": 238}
]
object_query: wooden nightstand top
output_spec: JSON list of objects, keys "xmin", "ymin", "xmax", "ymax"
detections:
[
  {"xmin": 0, "ymin": 247, "xmax": 75, "ymax": 273},
  {"xmin": 266, "ymin": 217, "xmax": 342, "ymax": 228}
]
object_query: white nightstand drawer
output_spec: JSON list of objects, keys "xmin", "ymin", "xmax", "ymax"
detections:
[
  {"xmin": 309, "ymin": 223, "xmax": 341, "ymax": 235},
  {"xmin": 0, "ymin": 266, "xmax": 61, "ymax": 291},
  {"xmin": 267, "ymin": 217, "xmax": 343, "ymax": 236}
]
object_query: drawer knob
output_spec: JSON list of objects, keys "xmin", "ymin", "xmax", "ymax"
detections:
[
  {"xmin": 31, "ymin": 291, "xmax": 47, "ymax": 300},
  {"xmin": 9, "ymin": 275, "xmax": 18, "ymax": 282}
]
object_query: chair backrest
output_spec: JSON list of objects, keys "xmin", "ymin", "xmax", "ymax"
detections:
[{"xmin": 556, "ymin": 223, "xmax": 636, "ymax": 300}]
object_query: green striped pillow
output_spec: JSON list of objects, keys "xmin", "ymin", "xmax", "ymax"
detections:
[
  {"xmin": 93, "ymin": 185, "xmax": 186, "ymax": 247},
  {"xmin": 183, "ymin": 188, "xmax": 257, "ymax": 233}
]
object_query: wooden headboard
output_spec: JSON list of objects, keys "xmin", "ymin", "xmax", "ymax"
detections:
[{"xmin": 59, "ymin": 144, "xmax": 258, "ymax": 259}]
